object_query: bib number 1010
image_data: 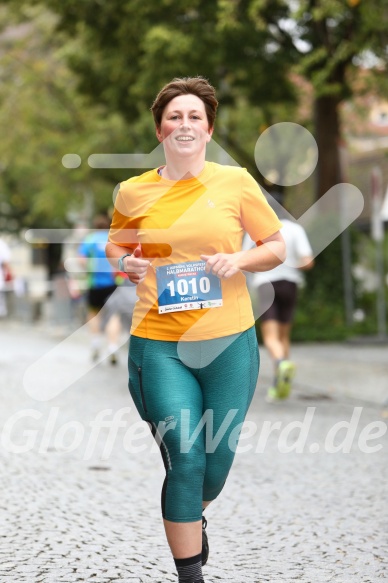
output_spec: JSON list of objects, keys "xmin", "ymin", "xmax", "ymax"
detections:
[{"xmin": 167, "ymin": 276, "xmax": 210, "ymax": 297}]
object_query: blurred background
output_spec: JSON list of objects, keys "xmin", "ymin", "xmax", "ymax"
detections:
[{"xmin": 0, "ymin": 0, "xmax": 387, "ymax": 342}]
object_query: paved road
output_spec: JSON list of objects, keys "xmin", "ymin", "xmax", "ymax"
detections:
[{"xmin": 0, "ymin": 322, "xmax": 387, "ymax": 582}]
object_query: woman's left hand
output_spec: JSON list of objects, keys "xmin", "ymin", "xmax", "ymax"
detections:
[{"xmin": 200, "ymin": 252, "xmax": 244, "ymax": 279}]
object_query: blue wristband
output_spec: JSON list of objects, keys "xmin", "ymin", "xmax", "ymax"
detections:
[{"xmin": 118, "ymin": 253, "xmax": 132, "ymax": 272}]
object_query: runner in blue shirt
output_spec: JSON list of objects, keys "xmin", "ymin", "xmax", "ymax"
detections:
[{"xmin": 79, "ymin": 214, "xmax": 121, "ymax": 363}]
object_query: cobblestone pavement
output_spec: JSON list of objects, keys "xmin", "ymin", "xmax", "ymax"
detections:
[{"xmin": 0, "ymin": 323, "xmax": 387, "ymax": 582}]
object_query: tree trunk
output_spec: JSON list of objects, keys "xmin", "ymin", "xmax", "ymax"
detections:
[{"xmin": 314, "ymin": 95, "xmax": 342, "ymax": 199}]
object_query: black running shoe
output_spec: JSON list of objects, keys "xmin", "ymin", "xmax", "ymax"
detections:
[{"xmin": 201, "ymin": 516, "xmax": 209, "ymax": 566}]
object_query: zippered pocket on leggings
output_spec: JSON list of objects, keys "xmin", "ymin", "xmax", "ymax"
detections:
[{"xmin": 138, "ymin": 367, "xmax": 148, "ymax": 412}]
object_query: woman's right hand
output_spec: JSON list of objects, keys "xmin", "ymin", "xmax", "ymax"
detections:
[{"xmin": 124, "ymin": 244, "xmax": 151, "ymax": 284}]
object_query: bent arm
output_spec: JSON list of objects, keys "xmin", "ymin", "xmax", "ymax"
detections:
[
  {"xmin": 238, "ymin": 231, "xmax": 286, "ymax": 272},
  {"xmin": 105, "ymin": 242, "xmax": 133, "ymax": 270},
  {"xmin": 201, "ymin": 231, "xmax": 286, "ymax": 279}
]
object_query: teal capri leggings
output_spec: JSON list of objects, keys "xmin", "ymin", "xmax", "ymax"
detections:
[{"xmin": 128, "ymin": 326, "xmax": 259, "ymax": 523}]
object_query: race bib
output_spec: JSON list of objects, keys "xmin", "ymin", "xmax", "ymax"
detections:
[{"xmin": 156, "ymin": 261, "xmax": 223, "ymax": 314}]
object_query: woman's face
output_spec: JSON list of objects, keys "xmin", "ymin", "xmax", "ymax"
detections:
[{"xmin": 156, "ymin": 94, "xmax": 213, "ymax": 159}]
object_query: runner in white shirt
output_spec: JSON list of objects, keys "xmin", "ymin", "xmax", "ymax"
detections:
[{"xmin": 251, "ymin": 214, "xmax": 314, "ymax": 400}]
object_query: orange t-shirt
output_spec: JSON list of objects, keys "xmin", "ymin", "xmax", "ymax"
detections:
[{"xmin": 109, "ymin": 162, "xmax": 282, "ymax": 341}]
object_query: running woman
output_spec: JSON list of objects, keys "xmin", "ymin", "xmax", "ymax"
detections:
[{"xmin": 106, "ymin": 77, "xmax": 285, "ymax": 583}]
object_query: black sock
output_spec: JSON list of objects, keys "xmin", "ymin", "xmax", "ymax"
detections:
[{"xmin": 174, "ymin": 552, "xmax": 203, "ymax": 582}]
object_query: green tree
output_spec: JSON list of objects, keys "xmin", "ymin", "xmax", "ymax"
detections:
[
  {"xmin": 0, "ymin": 0, "xmax": 298, "ymax": 180},
  {"xmin": 0, "ymin": 5, "xmax": 134, "ymax": 232},
  {"xmin": 212, "ymin": 0, "xmax": 388, "ymax": 197},
  {"xmin": 3, "ymin": 0, "xmax": 387, "ymax": 199}
]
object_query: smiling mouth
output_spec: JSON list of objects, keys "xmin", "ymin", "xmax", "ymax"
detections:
[{"xmin": 175, "ymin": 136, "xmax": 195, "ymax": 141}]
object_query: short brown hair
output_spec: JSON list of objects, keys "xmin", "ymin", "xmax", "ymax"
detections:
[{"xmin": 151, "ymin": 76, "xmax": 218, "ymax": 130}]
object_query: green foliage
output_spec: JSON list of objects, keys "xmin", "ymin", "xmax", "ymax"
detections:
[
  {"xmin": 295, "ymin": 0, "xmax": 388, "ymax": 98},
  {"xmin": 2, "ymin": 0, "xmax": 296, "ymax": 121},
  {"xmin": 290, "ymin": 229, "xmax": 388, "ymax": 341},
  {"xmin": 2, "ymin": 0, "xmax": 386, "ymax": 182},
  {"xmin": 351, "ymin": 229, "xmax": 388, "ymax": 336},
  {"xmin": 0, "ymin": 4, "xmax": 135, "ymax": 231},
  {"xmin": 4, "ymin": 0, "xmax": 385, "ymax": 194},
  {"xmin": 292, "ymin": 236, "xmax": 348, "ymax": 341}
]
